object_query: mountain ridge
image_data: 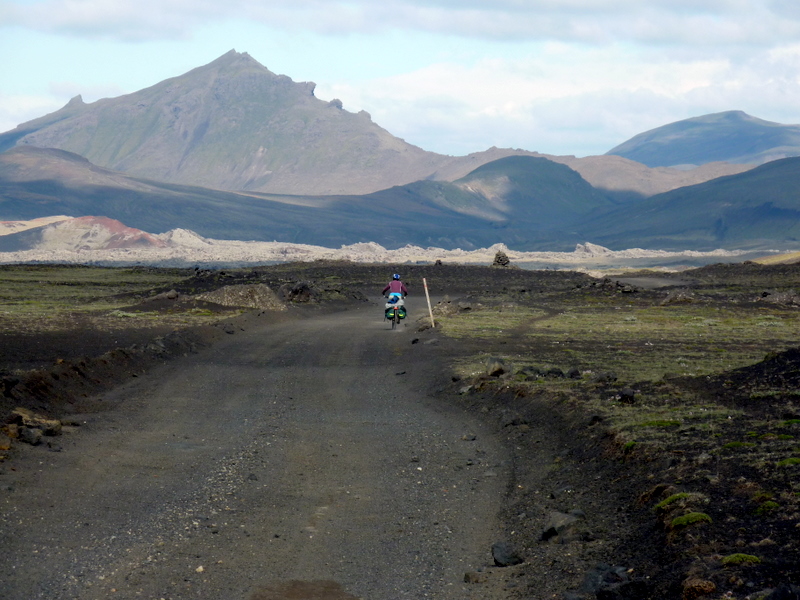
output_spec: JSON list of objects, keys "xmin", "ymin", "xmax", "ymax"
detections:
[
  {"xmin": 0, "ymin": 51, "xmax": 750, "ymax": 199},
  {"xmin": 0, "ymin": 146, "xmax": 606, "ymax": 250},
  {"xmin": 577, "ymin": 157, "xmax": 800, "ymax": 250},
  {"xmin": 606, "ymin": 110, "xmax": 800, "ymax": 167},
  {"xmin": 2, "ymin": 144, "xmax": 799, "ymax": 252}
]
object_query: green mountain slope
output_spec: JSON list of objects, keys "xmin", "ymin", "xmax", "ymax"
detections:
[
  {"xmin": 606, "ymin": 111, "xmax": 800, "ymax": 167},
  {"xmin": 452, "ymin": 156, "xmax": 614, "ymax": 221},
  {"xmin": 364, "ymin": 156, "xmax": 613, "ymax": 224},
  {"xmin": 581, "ymin": 157, "xmax": 800, "ymax": 250}
]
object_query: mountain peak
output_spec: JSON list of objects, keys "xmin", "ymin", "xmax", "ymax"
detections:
[
  {"xmin": 2, "ymin": 51, "xmax": 429, "ymax": 194},
  {"xmin": 607, "ymin": 111, "xmax": 800, "ymax": 167},
  {"xmin": 686, "ymin": 110, "xmax": 779, "ymax": 127},
  {"xmin": 181, "ymin": 50, "xmax": 316, "ymax": 97},
  {"xmin": 209, "ymin": 49, "xmax": 259, "ymax": 68},
  {"xmin": 65, "ymin": 95, "xmax": 85, "ymax": 107}
]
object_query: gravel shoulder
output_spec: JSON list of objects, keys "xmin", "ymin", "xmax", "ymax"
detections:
[{"xmin": 0, "ymin": 302, "xmax": 535, "ymax": 600}]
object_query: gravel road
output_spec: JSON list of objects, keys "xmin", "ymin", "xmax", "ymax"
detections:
[{"xmin": 0, "ymin": 303, "xmax": 511, "ymax": 600}]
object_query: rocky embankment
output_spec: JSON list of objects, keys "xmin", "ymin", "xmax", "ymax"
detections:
[{"xmin": 0, "ymin": 217, "xmax": 754, "ymax": 269}]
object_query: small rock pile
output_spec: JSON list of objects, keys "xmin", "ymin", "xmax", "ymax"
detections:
[
  {"xmin": 197, "ymin": 284, "xmax": 287, "ymax": 310},
  {"xmin": 2, "ymin": 407, "xmax": 62, "ymax": 451},
  {"xmin": 492, "ymin": 250, "xmax": 512, "ymax": 268}
]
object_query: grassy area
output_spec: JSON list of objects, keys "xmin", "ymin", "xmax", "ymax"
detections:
[
  {"xmin": 437, "ymin": 294, "xmax": 800, "ymax": 382},
  {"xmin": 432, "ymin": 267, "xmax": 800, "ymax": 596},
  {"xmin": 0, "ymin": 264, "xmax": 233, "ymax": 332},
  {"xmin": 435, "ymin": 278, "xmax": 800, "ymax": 478},
  {"xmin": 0, "ymin": 265, "xmax": 189, "ymax": 309}
]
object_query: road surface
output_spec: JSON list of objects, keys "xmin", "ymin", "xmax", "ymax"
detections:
[{"xmin": 0, "ymin": 303, "xmax": 510, "ymax": 599}]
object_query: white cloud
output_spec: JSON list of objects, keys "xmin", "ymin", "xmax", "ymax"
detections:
[
  {"xmin": 6, "ymin": 0, "xmax": 800, "ymax": 47},
  {"xmin": 316, "ymin": 41, "xmax": 800, "ymax": 155},
  {"xmin": 0, "ymin": 94, "xmax": 63, "ymax": 133},
  {"xmin": 5, "ymin": 0, "xmax": 800, "ymax": 157}
]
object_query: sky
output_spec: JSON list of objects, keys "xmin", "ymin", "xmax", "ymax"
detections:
[{"xmin": 3, "ymin": 1, "xmax": 800, "ymax": 158}]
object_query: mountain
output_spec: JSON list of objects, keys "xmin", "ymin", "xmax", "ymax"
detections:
[
  {"xmin": 579, "ymin": 157, "xmax": 800, "ymax": 250},
  {"xmin": 0, "ymin": 216, "xmax": 167, "ymax": 252},
  {"xmin": 551, "ymin": 154, "xmax": 751, "ymax": 202},
  {"xmin": 4, "ymin": 145, "xmax": 800, "ymax": 252},
  {"xmin": 441, "ymin": 155, "xmax": 613, "ymax": 224},
  {"xmin": 606, "ymin": 111, "xmax": 800, "ymax": 168},
  {"xmin": 0, "ymin": 50, "xmax": 445, "ymax": 195},
  {"xmin": 0, "ymin": 146, "xmax": 613, "ymax": 250},
  {"xmin": 0, "ymin": 215, "xmax": 72, "ymax": 236},
  {"xmin": 0, "ymin": 50, "xmax": 749, "ymax": 199}
]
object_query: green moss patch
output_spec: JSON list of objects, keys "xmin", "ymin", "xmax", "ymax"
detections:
[
  {"xmin": 669, "ymin": 512, "xmax": 712, "ymax": 530},
  {"xmin": 722, "ymin": 441, "xmax": 756, "ymax": 450},
  {"xmin": 754, "ymin": 501, "xmax": 779, "ymax": 515},
  {"xmin": 637, "ymin": 419, "xmax": 681, "ymax": 428},
  {"xmin": 721, "ymin": 553, "xmax": 761, "ymax": 566}
]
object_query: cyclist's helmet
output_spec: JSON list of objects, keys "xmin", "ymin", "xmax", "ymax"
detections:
[{"xmin": 393, "ymin": 273, "xmax": 401, "ymax": 280}]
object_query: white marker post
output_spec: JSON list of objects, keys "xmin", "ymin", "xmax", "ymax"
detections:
[{"xmin": 423, "ymin": 277, "xmax": 435, "ymax": 328}]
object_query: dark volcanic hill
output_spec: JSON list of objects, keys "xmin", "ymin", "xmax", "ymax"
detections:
[
  {"xmin": 0, "ymin": 146, "xmax": 612, "ymax": 250},
  {"xmin": 441, "ymin": 155, "xmax": 614, "ymax": 224},
  {"xmin": 606, "ymin": 111, "xmax": 800, "ymax": 168},
  {"xmin": 579, "ymin": 157, "xmax": 800, "ymax": 250},
  {"xmin": 0, "ymin": 50, "xmax": 749, "ymax": 199}
]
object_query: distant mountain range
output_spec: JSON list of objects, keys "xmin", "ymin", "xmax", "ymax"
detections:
[
  {"xmin": 2, "ymin": 145, "xmax": 800, "ymax": 251},
  {"xmin": 582, "ymin": 157, "xmax": 800, "ymax": 250},
  {"xmin": 2, "ymin": 51, "xmax": 800, "ymax": 252},
  {"xmin": 606, "ymin": 111, "xmax": 800, "ymax": 168},
  {"xmin": 0, "ymin": 50, "xmax": 747, "ymax": 199},
  {"xmin": 0, "ymin": 147, "xmax": 614, "ymax": 250}
]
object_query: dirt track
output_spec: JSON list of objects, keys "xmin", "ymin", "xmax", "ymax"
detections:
[{"xmin": 0, "ymin": 303, "xmax": 526, "ymax": 600}]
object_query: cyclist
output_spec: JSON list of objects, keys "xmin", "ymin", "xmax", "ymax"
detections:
[{"xmin": 382, "ymin": 273, "xmax": 408, "ymax": 301}]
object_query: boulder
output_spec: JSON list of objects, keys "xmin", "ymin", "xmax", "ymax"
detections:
[
  {"xmin": 279, "ymin": 281, "xmax": 316, "ymax": 303},
  {"xmin": 591, "ymin": 371, "xmax": 618, "ymax": 384},
  {"xmin": 485, "ymin": 357, "xmax": 509, "ymax": 377},
  {"xmin": 491, "ymin": 541, "xmax": 524, "ymax": 567},
  {"xmin": 464, "ymin": 571, "xmax": 488, "ymax": 584},
  {"xmin": 8, "ymin": 407, "xmax": 62, "ymax": 436},
  {"xmin": 516, "ymin": 366, "xmax": 543, "ymax": 381},
  {"xmin": 661, "ymin": 289, "xmax": 696, "ymax": 305},
  {"xmin": 682, "ymin": 577, "xmax": 716, "ymax": 600},
  {"xmin": 767, "ymin": 584, "xmax": 800, "ymax": 600},
  {"xmin": 432, "ymin": 297, "xmax": 458, "ymax": 317},
  {"xmin": 576, "ymin": 563, "xmax": 651, "ymax": 599},
  {"xmin": 541, "ymin": 510, "xmax": 583, "ymax": 542},
  {"xmin": 19, "ymin": 427, "xmax": 43, "ymax": 446}
]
